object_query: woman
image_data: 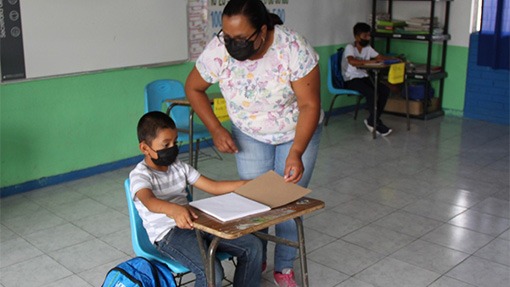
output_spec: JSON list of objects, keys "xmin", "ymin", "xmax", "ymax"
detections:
[{"xmin": 185, "ymin": 0, "xmax": 323, "ymax": 285}]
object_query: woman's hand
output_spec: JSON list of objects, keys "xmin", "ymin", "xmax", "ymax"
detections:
[
  {"xmin": 212, "ymin": 126, "xmax": 238, "ymax": 154},
  {"xmin": 170, "ymin": 205, "xmax": 198, "ymax": 230},
  {"xmin": 284, "ymin": 150, "xmax": 304, "ymax": 183}
]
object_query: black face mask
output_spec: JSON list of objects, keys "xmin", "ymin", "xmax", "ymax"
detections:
[
  {"xmin": 225, "ymin": 37, "xmax": 262, "ymax": 61},
  {"xmin": 359, "ymin": 39, "xmax": 370, "ymax": 47},
  {"xmin": 150, "ymin": 145, "xmax": 179, "ymax": 167}
]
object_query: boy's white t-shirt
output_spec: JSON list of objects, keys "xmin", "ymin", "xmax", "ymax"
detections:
[
  {"xmin": 129, "ymin": 159, "xmax": 201, "ymax": 244},
  {"xmin": 341, "ymin": 43, "xmax": 379, "ymax": 81}
]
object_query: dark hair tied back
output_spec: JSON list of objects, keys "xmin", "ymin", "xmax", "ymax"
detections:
[{"xmin": 223, "ymin": 0, "xmax": 275, "ymax": 31}]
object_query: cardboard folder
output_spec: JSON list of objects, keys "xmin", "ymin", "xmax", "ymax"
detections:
[{"xmin": 189, "ymin": 171, "xmax": 312, "ymax": 221}]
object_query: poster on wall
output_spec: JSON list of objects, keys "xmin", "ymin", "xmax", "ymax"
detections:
[{"xmin": 0, "ymin": 0, "xmax": 26, "ymax": 82}]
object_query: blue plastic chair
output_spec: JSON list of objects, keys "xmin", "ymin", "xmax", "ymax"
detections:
[
  {"xmin": 124, "ymin": 178, "xmax": 232, "ymax": 286},
  {"xmin": 144, "ymin": 79, "xmax": 213, "ymax": 168},
  {"xmin": 325, "ymin": 49, "xmax": 364, "ymax": 126}
]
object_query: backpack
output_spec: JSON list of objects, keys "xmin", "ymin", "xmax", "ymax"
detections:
[{"xmin": 102, "ymin": 257, "xmax": 177, "ymax": 287}]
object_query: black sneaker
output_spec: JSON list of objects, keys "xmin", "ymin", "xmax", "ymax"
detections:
[{"xmin": 376, "ymin": 122, "xmax": 393, "ymax": 136}]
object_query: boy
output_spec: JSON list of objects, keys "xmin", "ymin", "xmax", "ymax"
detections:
[
  {"xmin": 342, "ymin": 22, "xmax": 400, "ymax": 136},
  {"xmin": 129, "ymin": 111, "xmax": 262, "ymax": 287}
]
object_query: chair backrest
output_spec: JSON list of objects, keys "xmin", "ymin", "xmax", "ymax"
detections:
[
  {"xmin": 144, "ymin": 79, "xmax": 189, "ymax": 128},
  {"xmin": 328, "ymin": 49, "xmax": 346, "ymax": 91},
  {"xmin": 124, "ymin": 178, "xmax": 190, "ymax": 274}
]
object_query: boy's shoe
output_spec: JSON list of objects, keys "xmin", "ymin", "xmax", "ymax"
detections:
[
  {"xmin": 376, "ymin": 122, "xmax": 393, "ymax": 136},
  {"xmin": 364, "ymin": 119, "xmax": 374, "ymax": 133},
  {"xmin": 274, "ymin": 268, "xmax": 298, "ymax": 287}
]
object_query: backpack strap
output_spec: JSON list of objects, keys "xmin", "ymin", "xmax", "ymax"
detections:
[{"xmin": 137, "ymin": 257, "xmax": 162, "ymax": 287}]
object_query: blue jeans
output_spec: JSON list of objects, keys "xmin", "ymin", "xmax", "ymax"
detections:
[
  {"xmin": 231, "ymin": 124, "xmax": 322, "ymax": 272},
  {"xmin": 155, "ymin": 228, "xmax": 262, "ymax": 287}
]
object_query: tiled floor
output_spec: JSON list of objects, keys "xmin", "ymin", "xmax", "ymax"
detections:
[{"xmin": 1, "ymin": 112, "xmax": 509, "ymax": 287}]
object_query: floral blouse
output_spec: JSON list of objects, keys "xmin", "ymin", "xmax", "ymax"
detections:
[{"xmin": 196, "ymin": 25, "xmax": 321, "ymax": 144}]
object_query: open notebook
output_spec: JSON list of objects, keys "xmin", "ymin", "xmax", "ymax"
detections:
[{"xmin": 189, "ymin": 171, "xmax": 311, "ymax": 222}]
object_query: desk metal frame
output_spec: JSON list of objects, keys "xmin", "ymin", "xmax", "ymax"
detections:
[{"xmin": 190, "ymin": 197, "xmax": 325, "ymax": 287}]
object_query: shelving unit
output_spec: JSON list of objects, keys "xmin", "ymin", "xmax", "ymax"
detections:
[{"xmin": 371, "ymin": 0, "xmax": 453, "ymax": 119}]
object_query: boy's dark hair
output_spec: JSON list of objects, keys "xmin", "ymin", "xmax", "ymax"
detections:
[
  {"xmin": 137, "ymin": 111, "xmax": 176, "ymax": 144},
  {"xmin": 353, "ymin": 22, "xmax": 371, "ymax": 36},
  {"xmin": 223, "ymin": 0, "xmax": 275, "ymax": 31}
]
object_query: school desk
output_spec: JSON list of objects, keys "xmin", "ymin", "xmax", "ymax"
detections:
[{"xmin": 189, "ymin": 197, "xmax": 325, "ymax": 287}]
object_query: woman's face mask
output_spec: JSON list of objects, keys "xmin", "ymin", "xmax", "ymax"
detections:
[{"xmin": 219, "ymin": 29, "xmax": 262, "ymax": 61}]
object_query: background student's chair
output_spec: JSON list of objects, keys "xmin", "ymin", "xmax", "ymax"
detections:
[
  {"xmin": 325, "ymin": 48, "xmax": 364, "ymax": 126},
  {"xmin": 124, "ymin": 178, "xmax": 232, "ymax": 287},
  {"xmin": 144, "ymin": 79, "xmax": 219, "ymax": 168}
]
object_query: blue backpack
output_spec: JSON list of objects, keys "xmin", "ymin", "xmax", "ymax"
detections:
[{"xmin": 102, "ymin": 257, "xmax": 177, "ymax": 287}]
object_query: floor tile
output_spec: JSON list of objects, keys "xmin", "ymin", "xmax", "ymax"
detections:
[
  {"xmin": 402, "ymin": 199, "xmax": 467, "ymax": 222},
  {"xmin": 471, "ymin": 197, "xmax": 510, "ymax": 219},
  {"xmin": 421, "ymin": 224, "xmax": 494, "ymax": 254},
  {"xmin": 390, "ymin": 239, "xmax": 470, "ymax": 274},
  {"xmin": 2, "ymin": 209, "xmax": 67, "ymax": 236},
  {"xmin": 342, "ymin": 224, "xmax": 415, "ymax": 256},
  {"xmin": 428, "ymin": 276, "xmax": 477, "ymax": 287},
  {"xmin": 448, "ymin": 209, "xmax": 510, "ymax": 236},
  {"xmin": 0, "ymin": 255, "xmax": 72, "ymax": 287},
  {"xmin": 362, "ymin": 186, "xmax": 420, "ymax": 209},
  {"xmin": 0, "ymin": 237, "xmax": 44, "ymax": 268},
  {"xmin": 473, "ymin": 238, "xmax": 510, "ymax": 266},
  {"xmin": 23, "ymin": 223, "xmax": 94, "ymax": 253},
  {"xmin": 304, "ymin": 210, "xmax": 367, "ymax": 238},
  {"xmin": 446, "ymin": 256, "xmax": 510, "ymax": 287},
  {"xmin": 40, "ymin": 275, "xmax": 93, "ymax": 287},
  {"xmin": 354, "ymin": 257, "xmax": 440, "ymax": 287},
  {"xmin": 49, "ymin": 238, "xmax": 126, "ymax": 273},
  {"xmin": 332, "ymin": 198, "xmax": 396, "ymax": 223},
  {"xmin": 372, "ymin": 210, "xmax": 443, "ymax": 237},
  {"xmin": 334, "ymin": 277, "xmax": 377, "ymax": 287},
  {"xmin": 308, "ymin": 240, "xmax": 384, "ymax": 275}
]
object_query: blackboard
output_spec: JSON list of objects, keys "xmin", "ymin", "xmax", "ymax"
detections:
[{"xmin": 1, "ymin": 0, "xmax": 189, "ymax": 82}]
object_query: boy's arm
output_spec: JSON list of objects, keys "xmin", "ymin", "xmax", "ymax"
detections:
[
  {"xmin": 347, "ymin": 55, "xmax": 381, "ymax": 66},
  {"xmin": 135, "ymin": 188, "xmax": 197, "ymax": 229},
  {"xmin": 192, "ymin": 175, "xmax": 249, "ymax": 195}
]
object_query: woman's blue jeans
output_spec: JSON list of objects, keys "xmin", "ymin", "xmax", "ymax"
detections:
[
  {"xmin": 231, "ymin": 124, "xmax": 322, "ymax": 272},
  {"xmin": 155, "ymin": 228, "xmax": 262, "ymax": 287}
]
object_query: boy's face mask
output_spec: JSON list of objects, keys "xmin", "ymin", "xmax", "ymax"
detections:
[
  {"xmin": 359, "ymin": 39, "xmax": 370, "ymax": 47},
  {"xmin": 149, "ymin": 145, "xmax": 179, "ymax": 166}
]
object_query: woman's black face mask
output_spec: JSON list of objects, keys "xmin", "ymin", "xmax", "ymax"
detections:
[
  {"xmin": 218, "ymin": 29, "xmax": 262, "ymax": 61},
  {"xmin": 150, "ymin": 145, "xmax": 179, "ymax": 166}
]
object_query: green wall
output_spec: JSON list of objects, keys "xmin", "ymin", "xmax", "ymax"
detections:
[{"xmin": 0, "ymin": 43, "xmax": 468, "ymax": 190}]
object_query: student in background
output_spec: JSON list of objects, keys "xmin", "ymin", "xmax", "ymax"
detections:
[
  {"xmin": 129, "ymin": 111, "xmax": 262, "ymax": 287},
  {"xmin": 342, "ymin": 22, "xmax": 400, "ymax": 136},
  {"xmin": 185, "ymin": 0, "xmax": 322, "ymax": 285}
]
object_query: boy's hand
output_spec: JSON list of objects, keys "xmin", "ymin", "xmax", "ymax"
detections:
[{"xmin": 170, "ymin": 205, "xmax": 198, "ymax": 230}]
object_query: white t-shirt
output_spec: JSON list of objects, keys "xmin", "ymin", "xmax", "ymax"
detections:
[
  {"xmin": 341, "ymin": 43, "xmax": 379, "ymax": 81},
  {"xmin": 196, "ymin": 25, "xmax": 322, "ymax": 144},
  {"xmin": 129, "ymin": 159, "xmax": 200, "ymax": 244}
]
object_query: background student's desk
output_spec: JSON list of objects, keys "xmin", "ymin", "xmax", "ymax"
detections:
[{"xmin": 189, "ymin": 197, "xmax": 325, "ymax": 287}]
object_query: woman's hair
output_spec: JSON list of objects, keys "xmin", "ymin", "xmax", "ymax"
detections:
[
  {"xmin": 137, "ymin": 111, "xmax": 176, "ymax": 144},
  {"xmin": 223, "ymin": 0, "xmax": 275, "ymax": 31}
]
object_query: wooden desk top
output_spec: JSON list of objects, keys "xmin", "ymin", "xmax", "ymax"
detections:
[
  {"xmin": 358, "ymin": 63, "xmax": 391, "ymax": 70},
  {"xmin": 165, "ymin": 92, "xmax": 223, "ymax": 105},
  {"xmin": 190, "ymin": 197, "xmax": 324, "ymax": 240}
]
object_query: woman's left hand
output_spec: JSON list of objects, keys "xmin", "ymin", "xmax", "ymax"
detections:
[{"xmin": 284, "ymin": 151, "xmax": 304, "ymax": 183}]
